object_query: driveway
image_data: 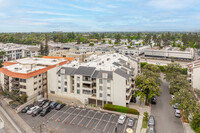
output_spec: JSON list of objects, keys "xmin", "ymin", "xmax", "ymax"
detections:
[{"xmin": 151, "ymin": 75, "xmax": 184, "ymax": 133}]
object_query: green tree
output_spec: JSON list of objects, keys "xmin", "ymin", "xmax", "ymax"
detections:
[
  {"xmin": 190, "ymin": 112, "xmax": 200, "ymax": 133},
  {"xmin": 115, "ymin": 34, "xmax": 121, "ymax": 44},
  {"xmin": 108, "ymin": 40, "xmax": 112, "ymax": 44},
  {"xmin": 169, "ymin": 74, "xmax": 190, "ymax": 94},
  {"xmin": 165, "ymin": 63, "xmax": 183, "ymax": 82},
  {"xmin": 89, "ymin": 43, "xmax": 94, "ymax": 46},
  {"xmin": 142, "ymin": 69, "xmax": 162, "ymax": 85},
  {"xmin": 135, "ymin": 74, "xmax": 161, "ymax": 104},
  {"xmin": 40, "ymin": 42, "xmax": 44, "ymax": 55},
  {"xmin": 170, "ymin": 89, "xmax": 195, "ymax": 118},
  {"xmin": 143, "ymin": 64, "xmax": 161, "ymax": 73},
  {"xmin": 77, "ymin": 36, "xmax": 81, "ymax": 44}
]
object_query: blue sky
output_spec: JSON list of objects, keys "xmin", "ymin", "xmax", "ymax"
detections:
[{"xmin": 0, "ymin": 0, "xmax": 200, "ymax": 32}]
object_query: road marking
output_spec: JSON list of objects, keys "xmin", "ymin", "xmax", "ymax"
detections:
[
  {"xmin": 77, "ymin": 110, "xmax": 93, "ymax": 125},
  {"xmin": 62, "ymin": 108, "xmax": 79, "ymax": 123},
  {"xmin": 55, "ymin": 107, "xmax": 73, "ymax": 121},
  {"xmin": 123, "ymin": 118, "xmax": 129, "ymax": 133},
  {"xmin": 103, "ymin": 114, "xmax": 114, "ymax": 132},
  {"xmin": 94, "ymin": 113, "xmax": 107, "ymax": 130},
  {"xmin": 47, "ymin": 110, "xmax": 60, "ymax": 122},
  {"xmin": 70, "ymin": 109, "xmax": 84, "ymax": 124},
  {"xmin": 85, "ymin": 111, "xmax": 98, "ymax": 127}
]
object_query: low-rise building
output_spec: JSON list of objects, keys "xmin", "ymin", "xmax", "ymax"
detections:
[
  {"xmin": 144, "ymin": 47, "xmax": 194, "ymax": 60},
  {"xmin": 0, "ymin": 57, "xmax": 72, "ymax": 100},
  {"xmin": 48, "ymin": 53, "xmax": 140, "ymax": 106},
  {"xmin": 187, "ymin": 60, "xmax": 200, "ymax": 90}
]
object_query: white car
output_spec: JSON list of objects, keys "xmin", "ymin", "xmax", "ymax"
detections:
[
  {"xmin": 175, "ymin": 109, "xmax": 181, "ymax": 118},
  {"xmin": 172, "ymin": 103, "xmax": 179, "ymax": 109},
  {"xmin": 118, "ymin": 115, "xmax": 126, "ymax": 124},
  {"xmin": 27, "ymin": 106, "xmax": 39, "ymax": 115},
  {"xmin": 171, "ymin": 95, "xmax": 174, "ymax": 99}
]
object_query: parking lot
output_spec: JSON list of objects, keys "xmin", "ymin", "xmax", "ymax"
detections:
[{"xmin": 19, "ymin": 105, "xmax": 137, "ymax": 133}]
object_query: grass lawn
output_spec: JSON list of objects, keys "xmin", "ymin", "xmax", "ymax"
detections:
[{"xmin": 142, "ymin": 117, "xmax": 148, "ymax": 128}]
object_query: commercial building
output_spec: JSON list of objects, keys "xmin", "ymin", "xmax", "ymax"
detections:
[
  {"xmin": 0, "ymin": 57, "xmax": 72, "ymax": 100},
  {"xmin": 48, "ymin": 53, "xmax": 140, "ymax": 106},
  {"xmin": 187, "ymin": 60, "xmax": 200, "ymax": 90},
  {"xmin": 144, "ymin": 47, "xmax": 194, "ymax": 60}
]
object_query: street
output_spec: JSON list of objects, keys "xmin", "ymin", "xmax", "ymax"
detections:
[{"xmin": 151, "ymin": 75, "xmax": 184, "ymax": 133}]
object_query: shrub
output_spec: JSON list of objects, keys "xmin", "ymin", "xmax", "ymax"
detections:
[
  {"xmin": 103, "ymin": 104, "xmax": 139, "ymax": 115},
  {"xmin": 157, "ymin": 65, "xmax": 166, "ymax": 72},
  {"xmin": 182, "ymin": 68, "xmax": 187, "ymax": 75}
]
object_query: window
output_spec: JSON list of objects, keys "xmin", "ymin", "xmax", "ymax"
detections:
[
  {"xmin": 65, "ymin": 82, "xmax": 67, "ymax": 86},
  {"xmin": 77, "ymin": 89, "xmax": 80, "ymax": 94},
  {"xmin": 107, "ymin": 94, "xmax": 111, "ymax": 97},
  {"xmin": 39, "ymin": 80, "xmax": 41, "ymax": 83},
  {"xmin": 107, "ymin": 87, "xmax": 111, "ymax": 90},
  {"xmin": 64, "ymin": 88, "xmax": 67, "ymax": 92},
  {"xmin": 39, "ymin": 74, "xmax": 41, "ymax": 77},
  {"xmin": 34, "ymin": 76, "xmax": 37, "ymax": 78},
  {"xmin": 50, "ymin": 91, "xmax": 55, "ymax": 94},
  {"xmin": 65, "ymin": 75, "xmax": 67, "ymax": 79},
  {"xmin": 99, "ymin": 86, "xmax": 103, "ymax": 91},
  {"xmin": 99, "ymin": 79, "xmax": 102, "ymax": 84},
  {"xmin": 39, "ymin": 86, "xmax": 41, "ymax": 88},
  {"xmin": 77, "ymin": 83, "xmax": 80, "ymax": 87},
  {"xmin": 58, "ymin": 87, "xmax": 61, "ymax": 89},
  {"xmin": 107, "ymin": 80, "xmax": 111, "ymax": 83},
  {"xmin": 20, "ymin": 79, "xmax": 26, "ymax": 83},
  {"xmin": 34, "ymin": 88, "xmax": 37, "ymax": 91},
  {"xmin": 99, "ymin": 93, "xmax": 102, "ymax": 97},
  {"xmin": 77, "ymin": 77, "xmax": 80, "ymax": 81},
  {"xmin": 34, "ymin": 82, "xmax": 37, "ymax": 85}
]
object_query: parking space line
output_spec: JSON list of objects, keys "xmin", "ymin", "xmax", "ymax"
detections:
[
  {"xmin": 62, "ymin": 108, "xmax": 79, "ymax": 123},
  {"xmin": 85, "ymin": 111, "xmax": 98, "ymax": 127},
  {"xmin": 123, "ymin": 118, "xmax": 129, "ymax": 133},
  {"xmin": 94, "ymin": 112, "xmax": 107, "ymax": 130},
  {"xmin": 70, "ymin": 109, "xmax": 85, "ymax": 124},
  {"xmin": 103, "ymin": 114, "xmax": 114, "ymax": 132},
  {"xmin": 55, "ymin": 107, "xmax": 73, "ymax": 121},
  {"xmin": 47, "ymin": 110, "xmax": 60, "ymax": 122},
  {"xmin": 77, "ymin": 110, "xmax": 92, "ymax": 125}
]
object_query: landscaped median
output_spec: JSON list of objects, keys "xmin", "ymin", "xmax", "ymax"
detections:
[{"xmin": 103, "ymin": 104, "xmax": 139, "ymax": 115}]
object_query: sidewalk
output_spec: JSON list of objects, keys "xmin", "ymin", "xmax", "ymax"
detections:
[
  {"xmin": 0, "ymin": 96, "xmax": 34, "ymax": 133},
  {"xmin": 128, "ymin": 102, "xmax": 151, "ymax": 133},
  {"xmin": 182, "ymin": 122, "xmax": 195, "ymax": 133}
]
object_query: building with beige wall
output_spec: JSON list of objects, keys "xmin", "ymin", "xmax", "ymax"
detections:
[
  {"xmin": 48, "ymin": 53, "xmax": 140, "ymax": 107},
  {"xmin": 0, "ymin": 57, "xmax": 72, "ymax": 100},
  {"xmin": 187, "ymin": 60, "xmax": 200, "ymax": 91}
]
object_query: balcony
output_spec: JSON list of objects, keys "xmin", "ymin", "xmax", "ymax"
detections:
[
  {"xmin": 11, "ymin": 79, "xmax": 19, "ymax": 84},
  {"xmin": 82, "ymin": 83, "xmax": 92, "ymax": 89}
]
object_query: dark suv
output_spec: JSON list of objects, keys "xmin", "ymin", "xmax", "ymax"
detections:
[{"xmin": 40, "ymin": 106, "xmax": 51, "ymax": 117}]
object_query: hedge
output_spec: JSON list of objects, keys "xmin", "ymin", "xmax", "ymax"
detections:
[{"xmin": 103, "ymin": 104, "xmax": 139, "ymax": 115}]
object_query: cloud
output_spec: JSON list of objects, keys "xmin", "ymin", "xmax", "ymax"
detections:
[
  {"xmin": 66, "ymin": 3, "xmax": 104, "ymax": 12},
  {"xmin": 148, "ymin": 0, "xmax": 197, "ymax": 10},
  {"xmin": 27, "ymin": 11, "xmax": 80, "ymax": 16}
]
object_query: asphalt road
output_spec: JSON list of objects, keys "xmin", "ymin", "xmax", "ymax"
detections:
[{"xmin": 151, "ymin": 75, "xmax": 184, "ymax": 133}]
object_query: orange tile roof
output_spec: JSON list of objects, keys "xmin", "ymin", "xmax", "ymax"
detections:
[
  {"xmin": 42, "ymin": 56, "xmax": 74, "ymax": 62},
  {"xmin": 2, "ymin": 62, "xmax": 17, "ymax": 66},
  {"xmin": 0, "ymin": 60, "xmax": 68, "ymax": 79}
]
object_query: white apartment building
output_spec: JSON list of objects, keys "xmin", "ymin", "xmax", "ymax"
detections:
[
  {"xmin": 187, "ymin": 60, "xmax": 200, "ymax": 90},
  {"xmin": 144, "ymin": 47, "xmax": 194, "ymax": 60},
  {"xmin": 0, "ymin": 43, "xmax": 40, "ymax": 62},
  {"xmin": 48, "ymin": 54, "xmax": 140, "ymax": 107},
  {"xmin": 0, "ymin": 57, "xmax": 71, "ymax": 100}
]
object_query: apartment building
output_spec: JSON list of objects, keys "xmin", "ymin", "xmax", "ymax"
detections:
[
  {"xmin": 144, "ymin": 47, "xmax": 194, "ymax": 60},
  {"xmin": 49, "ymin": 53, "xmax": 140, "ymax": 107},
  {"xmin": 0, "ymin": 43, "xmax": 40, "ymax": 62},
  {"xmin": 0, "ymin": 57, "xmax": 72, "ymax": 100},
  {"xmin": 48, "ymin": 49, "xmax": 94, "ymax": 62},
  {"xmin": 187, "ymin": 60, "xmax": 200, "ymax": 90}
]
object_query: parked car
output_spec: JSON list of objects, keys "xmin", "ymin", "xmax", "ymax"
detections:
[
  {"xmin": 175, "ymin": 109, "xmax": 181, "ymax": 118},
  {"xmin": 42, "ymin": 101, "xmax": 52, "ymax": 108},
  {"xmin": 55, "ymin": 103, "xmax": 65, "ymax": 110},
  {"xmin": 148, "ymin": 126, "xmax": 155, "ymax": 133},
  {"xmin": 148, "ymin": 115, "xmax": 155, "ymax": 126},
  {"xmin": 27, "ymin": 106, "xmax": 39, "ymax": 115},
  {"xmin": 171, "ymin": 95, "xmax": 175, "ymax": 99},
  {"xmin": 127, "ymin": 118, "xmax": 135, "ymax": 127},
  {"xmin": 118, "ymin": 115, "xmax": 126, "ymax": 124},
  {"xmin": 172, "ymin": 103, "xmax": 179, "ymax": 109},
  {"xmin": 38, "ymin": 99, "xmax": 49, "ymax": 107},
  {"xmin": 21, "ymin": 104, "xmax": 34, "ymax": 113},
  {"xmin": 40, "ymin": 106, "xmax": 51, "ymax": 117},
  {"xmin": 50, "ymin": 101, "xmax": 59, "ymax": 109},
  {"xmin": 32, "ymin": 107, "xmax": 43, "ymax": 117},
  {"xmin": 151, "ymin": 97, "xmax": 157, "ymax": 104}
]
